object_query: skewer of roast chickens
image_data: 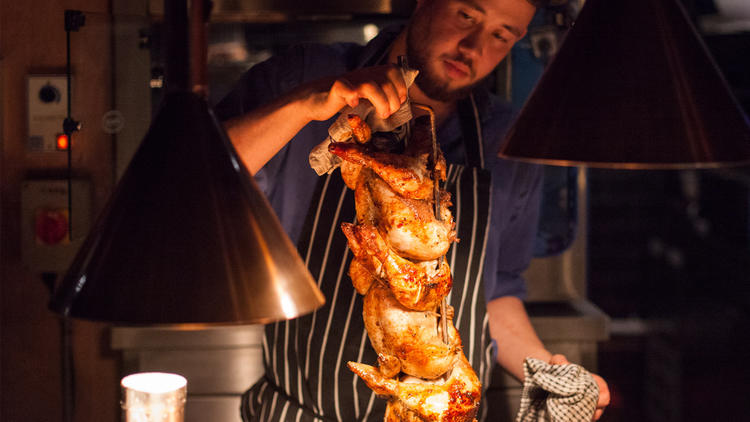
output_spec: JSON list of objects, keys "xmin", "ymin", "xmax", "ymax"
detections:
[{"xmin": 327, "ymin": 113, "xmax": 481, "ymax": 421}]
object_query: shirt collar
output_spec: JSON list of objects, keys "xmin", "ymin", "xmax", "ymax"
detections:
[{"xmin": 355, "ymin": 24, "xmax": 403, "ymax": 68}]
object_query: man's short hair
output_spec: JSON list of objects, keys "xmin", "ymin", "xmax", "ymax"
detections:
[{"xmin": 525, "ymin": 0, "xmax": 564, "ymax": 7}]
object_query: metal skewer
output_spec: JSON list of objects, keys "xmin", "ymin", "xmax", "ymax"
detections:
[
  {"xmin": 398, "ymin": 56, "xmax": 449, "ymax": 346},
  {"xmin": 412, "ymin": 102, "xmax": 450, "ymax": 346}
]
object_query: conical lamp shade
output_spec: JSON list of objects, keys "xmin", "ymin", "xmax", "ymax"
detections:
[
  {"xmin": 499, "ymin": 0, "xmax": 750, "ymax": 169},
  {"xmin": 50, "ymin": 92, "xmax": 325, "ymax": 324}
]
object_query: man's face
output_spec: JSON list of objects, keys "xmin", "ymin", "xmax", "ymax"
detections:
[{"xmin": 407, "ymin": 0, "xmax": 536, "ymax": 102}]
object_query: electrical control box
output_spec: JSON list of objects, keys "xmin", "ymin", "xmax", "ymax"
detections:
[
  {"xmin": 27, "ymin": 75, "xmax": 68, "ymax": 152},
  {"xmin": 21, "ymin": 179, "xmax": 92, "ymax": 274}
]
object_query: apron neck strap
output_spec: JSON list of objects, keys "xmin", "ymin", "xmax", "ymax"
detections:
[{"xmin": 456, "ymin": 93, "xmax": 485, "ymax": 169}]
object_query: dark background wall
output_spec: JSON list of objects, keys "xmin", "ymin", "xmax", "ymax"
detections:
[
  {"xmin": 1, "ymin": 1, "xmax": 119, "ymax": 421},
  {"xmin": 1, "ymin": 1, "xmax": 749, "ymax": 421},
  {"xmin": 587, "ymin": 7, "xmax": 750, "ymax": 417}
]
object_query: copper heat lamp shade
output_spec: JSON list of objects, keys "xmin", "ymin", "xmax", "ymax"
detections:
[
  {"xmin": 50, "ymin": 92, "xmax": 324, "ymax": 324},
  {"xmin": 49, "ymin": 0, "xmax": 324, "ymax": 324},
  {"xmin": 499, "ymin": 0, "xmax": 750, "ymax": 169}
]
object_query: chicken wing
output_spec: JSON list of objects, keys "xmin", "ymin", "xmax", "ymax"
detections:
[
  {"xmin": 329, "ymin": 141, "xmax": 438, "ymax": 200},
  {"xmin": 338, "ymin": 114, "xmax": 370, "ymax": 189},
  {"xmin": 335, "ymin": 115, "xmax": 445, "ymax": 197},
  {"xmin": 348, "ymin": 351, "xmax": 480, "ymax": 422},
  {"xmin": 349, "ymin": 258, "xmax": 376, "ymax": 295}
]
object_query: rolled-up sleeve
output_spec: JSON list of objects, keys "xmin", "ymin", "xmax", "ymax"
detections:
[
  {"xmin": 214, "ymin": 45, "xmax": 308, "ymax": 196},
  {"xmin": 214, "ymin": 45, "xmax": 307, "ymax": 120},
  {"xmin": 483, "ymin": 159, "xmax": 544, "ymax": 302}
]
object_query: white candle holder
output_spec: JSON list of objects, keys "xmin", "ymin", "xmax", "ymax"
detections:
[{"xmin": 121, "ymin": 372, "xmax": 187, "ymax": 422}]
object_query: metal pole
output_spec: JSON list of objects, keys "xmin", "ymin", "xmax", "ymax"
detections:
[{"xmin": 164, "ymin": 0, "xmax": 189, "ymax": 93}]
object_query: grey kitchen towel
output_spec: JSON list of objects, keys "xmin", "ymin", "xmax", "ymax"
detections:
[
  {"xmin": 515, "ymin": 357, "xmax": 599, "ymax": 422},
  {"xmin": 308, "ymin": 68, "xmax": 419, "ymax": 176}
]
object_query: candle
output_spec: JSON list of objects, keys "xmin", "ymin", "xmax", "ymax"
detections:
[{"xmin": 121, "ymin": 372, "xmax": 187, "ymax": 422}]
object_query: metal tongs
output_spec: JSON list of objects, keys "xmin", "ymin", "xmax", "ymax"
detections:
[
  {"xmin": 415, "ymin": 103, "xmax": 450, "ymax": 346},
  {"xmin": 399, "ymin": 57, "xmax": 450, "ymax": 346}
]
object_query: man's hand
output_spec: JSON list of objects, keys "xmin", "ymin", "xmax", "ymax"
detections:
[
  {"xmin": 549, "ymin": 354, "xmax": 611, "ymax": 421},
  {"xmin": 302, "ymin": 64, "xmax": 408, "ymax": 122},
  {"xmin": 223, "ymin": 64, "xmax": 408, "ymax": 175}
]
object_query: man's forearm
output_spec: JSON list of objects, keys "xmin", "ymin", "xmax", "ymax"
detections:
[
  {"xmin": 223, "ymin": 87, "xmax": 315, "ymax": 175},
  {"xmin": 487, "ymin": 296, "xmax": 551, "ymax": 381},
  {"xmin": 223, "ymin": 65, "xmax": 408, "ymax": 176}
]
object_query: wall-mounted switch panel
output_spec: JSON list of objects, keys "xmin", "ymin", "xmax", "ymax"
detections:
[
  {"xmin": 27, "ymin": 75, "xmax": 68, "ymax": 152},
  {"xmin": 21, "ymin": 179, "xmax": 91, "ymax": 273}
]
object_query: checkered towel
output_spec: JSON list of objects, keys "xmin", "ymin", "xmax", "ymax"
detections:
[{"xmin": 515, "ymin": 357, "xmax": 599, "ymax": 422}]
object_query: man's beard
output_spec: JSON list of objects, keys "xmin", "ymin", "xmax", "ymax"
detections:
[{"xmin": 406, "ymin": 16, "xmax": 479, "ymax": 102}]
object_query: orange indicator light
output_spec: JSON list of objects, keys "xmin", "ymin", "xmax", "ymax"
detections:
[{"xmin": 56, "ymin": 133, "xmax": 69, "ymax": 150}]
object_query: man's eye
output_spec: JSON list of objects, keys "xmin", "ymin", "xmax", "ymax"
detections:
[
  {"xmin": 458, "ymin": 11, "xmax": 475, "ymax": 22},
  {"xmin": 493, "ymin": 32, "xmax": 508, "ymax": 42}
]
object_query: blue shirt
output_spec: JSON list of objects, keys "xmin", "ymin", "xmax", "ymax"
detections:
[{"xmin": 215, "ymin": 26, "xmax": 543, "ymax": 302}]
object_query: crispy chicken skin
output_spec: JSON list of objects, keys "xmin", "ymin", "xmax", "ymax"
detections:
[
  {"xmin": 352, "ymin": 168, "xmax": 456, "ymax": 261},
  {"xmin": 347, "ymin": 114, "xmax": 372, "ymax": 144},
  {"xmin": 354, "ymin": 169, "xmax": 378, "ymax": 225},
  {"xmin": 339, "ymin": 114, "xmax": 370, "ymax": 189},
  {"xmin": 363, "ymin": 281, "xmax": 460, "ymax": 379},
  {"xmin": 341, "ymin": 223, "xmax": 452, "ymax": 311},
  {"xmin": 329, "ymin": 141, "xmax": 438, "ymax": 200},
  {"xmin": 367, "ymin": 175, "xmax": 455, "ymax": 261},
  {"xmin": 348, "ymin": 351, "xmax": 481, "ymax": 422},
  {"xmin": 349, "ymin": 257, "xmax": 376, "ymax": 295},
  {"xmin": 336, "ymin": 114, "xmax": 445, "ymax": 195},
  {"xmin": 341, "ymin": 160, "xmax": 363, "ymax": 190}
]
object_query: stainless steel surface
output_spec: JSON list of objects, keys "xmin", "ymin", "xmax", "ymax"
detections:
[
  {"xmin": 111, "ymin": 11, "xmax": 152, "ymax": 180},
  {"xmin": 499, "ymin": 0, "xmax": 750, "ymax": 169},
  {"xmin": 113, "ymin": 325, "xmax": 265, "ymax": 395},
  {"xmin": 525, "ymin": 300, "xmax": 610, "ymax": 342},
  {"xmin": 185, "ymin": 396, "xmax": 243, "ymax": 422},
  {"xmin": 524, "ymin": 168, "xmax": 587, "ymax": 301},
  {"xmin": 111, "ymin": 325, "xmax": 265, "ymax": 348},
  {"xmin": 112, "ymin": 325, "xmax": 264, "ymax": 422},
  {"xmin": 485, "ymin": 299, "xmax": 609, "ymax": 420}
]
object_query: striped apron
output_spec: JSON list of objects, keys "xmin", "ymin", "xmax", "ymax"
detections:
[{"xmin": 241, "ymin": 95, "xmax": 494, "ymax": 422}]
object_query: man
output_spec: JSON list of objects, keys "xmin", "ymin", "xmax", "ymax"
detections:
[{"xmin": 216, "ymin": 0, "xmax": 610, "ymax": 420}]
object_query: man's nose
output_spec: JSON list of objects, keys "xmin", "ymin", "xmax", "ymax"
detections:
[{"xmin": 458, "ymin": 28, "xmax": 483, "ymax": 58}]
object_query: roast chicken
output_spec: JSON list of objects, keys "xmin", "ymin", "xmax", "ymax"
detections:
[
  {"xmin": 341, "ymin": 223, "xmax": 452, "ymax": 311},
  {"xmin": 362, "ymin": 281, "xmax": 461, "ymax": 379},
  {"xmin": 348, "ymin": 352, "xmax": 481, "ymax": 422},
  {"xmin": 325, "ymin": 114, "xmax": 480, "ymax": 421}
]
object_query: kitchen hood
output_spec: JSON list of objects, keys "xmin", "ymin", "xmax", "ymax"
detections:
[{"xmin": 148, "ymin": 0, "xmax": 416, "ymax": 21}]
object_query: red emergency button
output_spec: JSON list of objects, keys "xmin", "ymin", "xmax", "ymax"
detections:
[{"xmin": 35, "ymin": 209, "xmax": 69, "ymax": 245}]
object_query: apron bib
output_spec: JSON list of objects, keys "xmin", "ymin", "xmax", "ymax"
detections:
[{"xmin": 242, "ymin": 96, "xmax": 495, "ymax": 422}]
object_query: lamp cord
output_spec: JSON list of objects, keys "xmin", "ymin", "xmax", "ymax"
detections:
[
  {"xmin": 42, "ymin": 272, "xmax": 75, "ymax": 422},
  {"xmin": 61, "ymin": 315, "xmax": 75, "ymax": 422},
  {"xmin": 63, "ymin": 10, "xmax": 83, "ymax": 239},
  {"xmin": 60, "ymin": 12, "xmax": 84, "ymax": 422}
]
